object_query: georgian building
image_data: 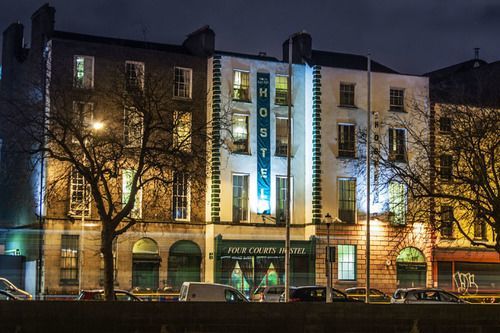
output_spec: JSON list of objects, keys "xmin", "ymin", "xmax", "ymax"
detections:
[{"xmin": 1, "ymin": 4, "xmax": 213, "ymax": 296}]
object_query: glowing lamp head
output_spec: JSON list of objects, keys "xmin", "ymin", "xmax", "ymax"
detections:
[{"xmin": 92, "ymin": 121, "xmax": 104, "ymax": 131}]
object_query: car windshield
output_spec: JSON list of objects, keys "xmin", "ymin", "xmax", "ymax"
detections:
[{"xmin": 253, "ymin": 287, "xmax": 265, "ymax": 295}]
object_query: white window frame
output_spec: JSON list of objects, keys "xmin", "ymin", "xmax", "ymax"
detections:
[
  {"xmin": 232, "ymin": 113, "xmax": 250, "ymax": 154},
  {"xmin": 389, "ymin": 87, "xmax": 405, "ymax": 112},
  {"xmin": 173, "ymin": 66, "xmax": 193, "ymax": 99},
  {"xmin": 389, "ymin": 128, "xmax": 407, "ymax": 162},
  {"xmin": 389, "ymin": 181, "xmax": 407, "ymax": 225},
  {"xmin": 125, "ymin": 61, "xmax": 145, "ymax": 90},
  {"xmin": 232, "ymin": 69, "xmax": 251, "ymax": 101},
  {"xmin": 173, "ymin": 172, "xmax": 190, "ymax": 221},
  {"xmin": 173, "ymin": 111, "xmax": 192, "ymax": 152},
  {"xmin": 232, "ymin": 173, "xmax": 249, "ymax": 223},
  {"xmin": 338, "ymin": 245, "xmax": 356, "ymax": 281},
  {"xmin": 337, "ymin": 123, "xmax": 356, "ymax": 158},
  {"xmin": 275, "ymin": 74, "xmax": 288, "ymax": 105},
  {"xmin": 275, "ymin": 175, "xmax": 293, "ymax": 224},
  {"xmin": 73, "ymin": 55, "xmax": 94, "ymax": 89},
  {"xmin": 339, "ymin": 82, "xmax": 355, "ymax": 107},
  {"xmin": 338, "ymin": 177, "xmax": 356, "ymax": 224},
  {"xmin": 275, "ymin": 117, "xmax": 291, "ymax": 157},
  {"xmin": 122, "ymin": 169, "xmax": 142, "ymax": 219},
  {"xmin": 69, "ymin": 168, "xmax": 91, "ymax": 217}
]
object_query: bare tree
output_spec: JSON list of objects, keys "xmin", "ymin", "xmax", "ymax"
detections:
[
  {"xmin": 1, "ymin": 56, "xmax": 214, "ymax": 300},
  {"xmin": 364, "ymin": 86, "xmax": 500, "ymax": 252}
]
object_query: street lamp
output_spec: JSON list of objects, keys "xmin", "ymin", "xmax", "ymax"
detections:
[{"xmin": 324, "ymin": 213, "xmax": 333, "ymax": 303}]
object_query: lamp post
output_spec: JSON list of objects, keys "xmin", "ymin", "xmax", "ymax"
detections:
[{"xmin": 324, "ymin": 213, "xmax": 333, "ymax": 303}]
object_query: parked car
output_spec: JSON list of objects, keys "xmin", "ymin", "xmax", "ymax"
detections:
[
  {"xmin": 344, "ymin": 287, "xmax": 390, "ymax": 303},
  {"xmin": 0, "ymin": 277, "xmax": 32, "ymax": 300},
  {"xmin": 77, "ymin": 289, "xmax": 142, "ymax": 301},
  {"xmin": 251, "ymin": 285, "xmax": 285, "ymax": 302},
  {"xmin": 179, "ymin": 282, "xmax": 248, "ymax": 302},
  {"xmin": 391, "ymin": 288, "xmax": 467, "ymax": 304},
  {"xmin": 0, "ymin": 289, "xmax": 20, "ymax": 300},
  {"xmin": 279, "ymin": 286, "xmax": 362, "ymax": 302}
]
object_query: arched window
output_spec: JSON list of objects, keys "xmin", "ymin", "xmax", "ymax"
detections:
[
  {"xmin": 396, "ymin": 247, "xmax": 427, "ymax": 288},
  {"xmin": 167, "ymin": 240, "xmax": 201, "ymax": 291},
  {"xmin": 132, "ymin": 238, "xmax": 160, "ymax": 290}
]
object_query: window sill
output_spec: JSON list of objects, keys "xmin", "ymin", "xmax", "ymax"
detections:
[
  {"xmin": 275, "ymin": 154, "xmax": 294, "ymax": 158},
  {"xmin": 337, "ymin": 154, "xmax": 357, "ymax": 159},
  {"xmin": 338, "ymin": 104, "xmax": 357, "ymax": 109},
  {"xmin": 388, "ymin": 108, "xmax": 406, "ymax": 113},
  {"xmin": 59, "ymin": 281, "xmax": 79, "ymax": 286},
  {"xmin": 231, "ymin": 151, "xmax": 252, "ymax": 156},
  {"xmin": 233, "ymin": 98, "xmax": 252, "ymax": 103},
  {"xmin": 172, "ymin": 96, "xmax": 193, "ymax": 101},
  {"xmin": 275, "ymin": 102, "xmax": 293, "ymax": 107}
]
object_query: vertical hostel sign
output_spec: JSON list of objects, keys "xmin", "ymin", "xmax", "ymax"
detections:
[{"xmin": 257, "ymin": 72, "xmax": 271, "ymax": 214}]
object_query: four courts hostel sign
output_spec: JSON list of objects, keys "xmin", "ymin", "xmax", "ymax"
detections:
[{"xmin": 257, "ymin": 72, "xmax": 271, "ymax": 214}]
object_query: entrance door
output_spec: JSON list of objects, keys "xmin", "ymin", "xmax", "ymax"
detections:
[
  {"xmin": 396, "ymin": 247, "xmax": 427, "ymax": 288},
  {"xmin": 132, "ymin": 238, "xmax": 160, "ymax": 290},
  {"xmin": 168, "ymin": 241, "xmax": 201, "ymax": 291}
]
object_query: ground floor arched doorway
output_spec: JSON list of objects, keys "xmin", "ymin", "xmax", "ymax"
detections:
[
  {"xmin": 132, "ymin": 238, "xmax": 160, "ymax": 290},
  {"xmin": 396, "ymin": 247, "xmax": 427, "ymax": 288},
  {"xmin": 167, "ymin": 240, "xmax": 201, "ymax": 291}
]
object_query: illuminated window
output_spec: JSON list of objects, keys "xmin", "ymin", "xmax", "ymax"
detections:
[
  {"xmin": 339, "ymin": 83, "xmax": 355, "ymax": 107},
  {"xmin": 389, "ymin": 181, "xmax": 407, "ymax": 225},
  {"xmin": 232, "ymin": 174, "xmax": 249, "ymax": 222},
  {"xmin": 60, "ymin": 235, "xmax": 79, "ymax": 285},
  {"xmin": 440, "ymin": 154, "xmax": 452, "ymax": 181},
  {"xmin": 474, "ymin": 215, "xmax": 487, "ymax": 240},
  {"xmin": 275, "ymin": 75, "xmax": 288, "ymax": 105},
  {"xmin": 173, "ymin": 111, "xmax": 192, "ymax": 152},
  {"xmin": 123, "ymin": 107, "xmax": 143, "ymax": 147},
  {"xmin": 174, "ymin": 67, "xmax": 192, "ymax": 98},
  {"xmin": 173, "ymin": 173, "xmax": 190, "ymax": 221},
  {"xmin": 122, "ymin": 169, "xmax": 142, "ymax": 218},
  {"xmin": 338, "ymin": 245, "xmax": 356, "ymax": 280},
  {"xmin": 73, "ymin": 55, "xmax": 94, "ymax": 89},
  {"xmin": 439, "ymin": 116, "xmax": 452, "ymax": 133},
  {"xmin": 276, "ymin": 176, "xmax": 288, "ymax": 225},
  {"xmin": 232, "ymin": 114, "xmax": 249, "ymax": 153},
  {"xmin": 389, "ymin": 88, "xmax": 404, "ymax": 112},
  {"xmin": 275, "ymin": 117, "xmax": 288, "ymax": 156},
  {"xmin": 389, "ymin": 128, "xmax": 406, "ymax": 162},
  {"xmin": 233, "ymin": 70, "xmax": 250, "ymax": 101},
  {"xmin": 338, "ymin": 124, "xmax": 355, "ymax": 158},
  {"xmin": 338, "ymin": 178, "xmax": 356, "ymax": 224},
  {"xmin": 125, "ymin": 61, "xmax": 145, "ymax": 91},
  {"xmin": 69, "ymin": 168, "xmax": 90, "ymax": 217},
  {"xmin": 440, "ymin": 206, "xmax": 453, "ymax": 238}
]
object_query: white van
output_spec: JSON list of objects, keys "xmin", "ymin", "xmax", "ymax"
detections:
[{"xmin": 178, "ymin": 282, "xmax": 248, "ymax": 302}]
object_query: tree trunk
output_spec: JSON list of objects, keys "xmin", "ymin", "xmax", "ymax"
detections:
[{"xmin": 101, "ymin": 226, "xmax": 115, "ymax": 301}]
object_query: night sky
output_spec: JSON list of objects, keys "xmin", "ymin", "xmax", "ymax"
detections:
[{"xmin": 1, "ymin": 0, "xmax": 499, "ymax": 74}]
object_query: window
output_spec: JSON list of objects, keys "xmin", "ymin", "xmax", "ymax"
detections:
[
  {"xmin": 389, "ymin": 128, "xmax": 406, "ymax": 162},
  {"xmin": 389, "ymin": 181, "xmax": 407, "ymax": 225},
  {"xmin": 339, "ymin": 83, "xmax": 355, "ymax": 107},
  {"xmin": 173, "ymin": 173, "xmax": 190, "ymax": 221},
  {"xmin": 439, "ymin": 116, "xmax": 452, "ymax": 133},
  {"xmin": 275, "ymin": 117, "xmax": 288, "ymax": 156},
  {"xmin": 232, "ymin": 174, "xmax": 249, "ymax": 222},
  {"xmin": 122, "ymin": 169, "xmax": 142, "ymax": 218},
  {"xmin": 338, "ymin": 124, "xmax": 355, "ymax": 158},
  {"xmin": 125, "ymin": 61, "xmax": 145, "ymax": 90},
  {"xmin": 275, "ymin": 75, "xmax": 288, "ymax": 105},
  {"xmin": 232, "ymin": 114, "xmax": 249, "ymax": 153},
  {"xmin": 338, "ymin": 178, "xmax": 356, "ymax": 224},
  {"xmin": 123, "ymin": 107, "xmax": 143, "ymax": 147},
  {"xmin": 233, "ymin": 70, "xmax": 250, "ymax": 101},
  {"xmin": 60, "ymin": 235, "xmax": 79, "ymax": 285},
  {"xmin": 174, "ymin": 67, "xmax": 192, "ymax": 98},
  {"xmin": 440, "ymin": 206, "xmax": 453, "ymax": 238},
  {"xmin": 69, "ymin": 168, "xmax": 90, "ymax": 217},
  {"xmin": 173, "ymin": 111, "xmax": 192, "ymax": 152},
  {"xmin": 474, "ymin": 218, "xmax": 487, "ymax": 240},
  {"xmin": 440, "ymin": 154, "xmax": 453, "ymax": 181},
  {"xmin": 276, "ymin": 176, "xmax": 288, "ymax": 224},
  {"xmin": 389, "ymin": 88, "xmax": 404, "ymax": 112},
  {"xmin": 338, "ymin": 245, "xmax": 356, "ymax": 281},
  {"xmin": 73, "ymin": 55, "xmax": 94, "ymax": 89}
]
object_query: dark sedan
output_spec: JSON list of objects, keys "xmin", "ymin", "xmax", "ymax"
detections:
[{"xmin": 279, "ymin": 286, "xmax": 362, "ymax": 302}]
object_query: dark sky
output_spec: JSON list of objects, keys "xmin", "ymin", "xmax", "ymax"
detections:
[{"xmin": 1, "ymin": 0, "xmax": 499, "ymax": 74}]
